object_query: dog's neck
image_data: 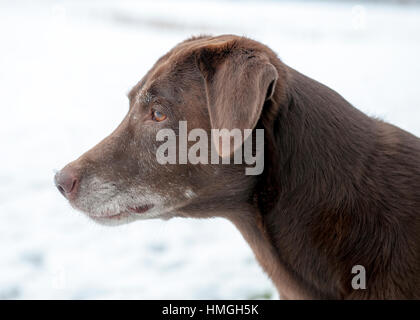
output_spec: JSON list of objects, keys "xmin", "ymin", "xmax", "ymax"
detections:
[
  {"xmin": 227, "ymin": 204, "xmax": 313, "ymax": 299},
  {"xmin": 179, "ymin": 178, "xmax": 312, "ymax": 299},
  {"xmin": 252, "ymin": 65, "xmax": 379, "ymax": 299}
]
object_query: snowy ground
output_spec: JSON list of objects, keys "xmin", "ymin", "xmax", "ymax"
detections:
[{"xmin": 0, "ymin": 0, "xmax": 419, "ymax": 299}]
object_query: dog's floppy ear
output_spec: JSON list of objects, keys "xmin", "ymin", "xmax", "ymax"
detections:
[{"xmin": 195, "ymin": 40, "xmax": 278, "ymax": 157}]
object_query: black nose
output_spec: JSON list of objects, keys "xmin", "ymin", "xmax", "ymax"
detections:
[{"xmin": 54, "ymin": 167, "xmax": 79, "ymax": 199}]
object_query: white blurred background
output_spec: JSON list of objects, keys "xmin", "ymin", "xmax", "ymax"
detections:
[{"xmin": 1, "ymin": 0, "xmax": 419, "ymax": 299}]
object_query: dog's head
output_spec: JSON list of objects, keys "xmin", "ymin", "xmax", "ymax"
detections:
[{"xmin": 54, "ymin": 35, "xmax": 280, "ymax": 225}]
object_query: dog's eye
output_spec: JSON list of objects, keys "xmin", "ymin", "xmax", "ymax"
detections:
[{"xmin": 152, "ymin": 110, "xmax": 167, "ymax": 122}]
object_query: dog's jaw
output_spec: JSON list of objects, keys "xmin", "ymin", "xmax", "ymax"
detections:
[
  {"xmin": 66, "ymin": 177, "xmax": 198, "ymax": 225},
  {"xmin": 67, "ymin": 177, "xmax": 164, "ymax": 222}
]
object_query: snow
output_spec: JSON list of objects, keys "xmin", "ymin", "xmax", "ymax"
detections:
[{"xmin": 1, "ymin": 0, "xmax": 419, "ymax": 299}]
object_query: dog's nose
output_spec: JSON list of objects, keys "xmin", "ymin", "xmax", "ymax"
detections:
[{"xmin": 54, "ymin": 167, "xmax": 79, "ymax": 199}]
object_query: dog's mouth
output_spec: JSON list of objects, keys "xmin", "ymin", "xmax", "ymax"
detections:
[
  {"xmin": 87, "ymin": 204, "xmax": 154, "ymax": 221},
  {"xmin": 128, "ymin": 204, "xmax": 154, "ymax": 214}
]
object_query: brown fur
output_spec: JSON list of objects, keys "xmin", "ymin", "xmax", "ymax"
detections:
[{"xmin": 55, "ymin": 35, "xmax": 420, "ymax": 299}]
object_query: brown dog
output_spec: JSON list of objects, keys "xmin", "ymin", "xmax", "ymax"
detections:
[{"xmin": 55, "ymin": 35, "xmax": 420, "ymax": 299}]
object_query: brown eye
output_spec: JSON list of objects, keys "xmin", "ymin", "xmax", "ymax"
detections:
[{"xmin": 152, "ymin": 110, "xmax": 167, "ymax": 122}]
